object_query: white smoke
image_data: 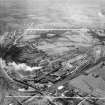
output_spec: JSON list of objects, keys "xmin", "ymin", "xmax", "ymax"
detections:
[{"xmin": 8, "ymin": 62, "xmax": 42, "ymax": 72}]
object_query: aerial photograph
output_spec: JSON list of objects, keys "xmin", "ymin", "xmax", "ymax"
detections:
[{"xmin": 1, "ymin": 0, "xmax": 105, "ymax": 105}]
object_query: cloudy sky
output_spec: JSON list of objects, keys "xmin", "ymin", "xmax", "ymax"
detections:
[{"xmin": 0, "ymin": 0, "xmax": 105, "ymax": 28}]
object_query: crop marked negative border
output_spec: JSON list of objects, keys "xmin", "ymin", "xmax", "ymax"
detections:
[
  {"xmin": 5, "ymin": 96, "xmax": 105, "ymax": 99},
  {"xmin": 25, "ymin": 28, "xmax": 88, "ymax": 30}
]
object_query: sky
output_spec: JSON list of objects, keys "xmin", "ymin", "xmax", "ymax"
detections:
[{"xmin": 0, "ymin": 0, "xmax": 105, "ymax": 28}]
